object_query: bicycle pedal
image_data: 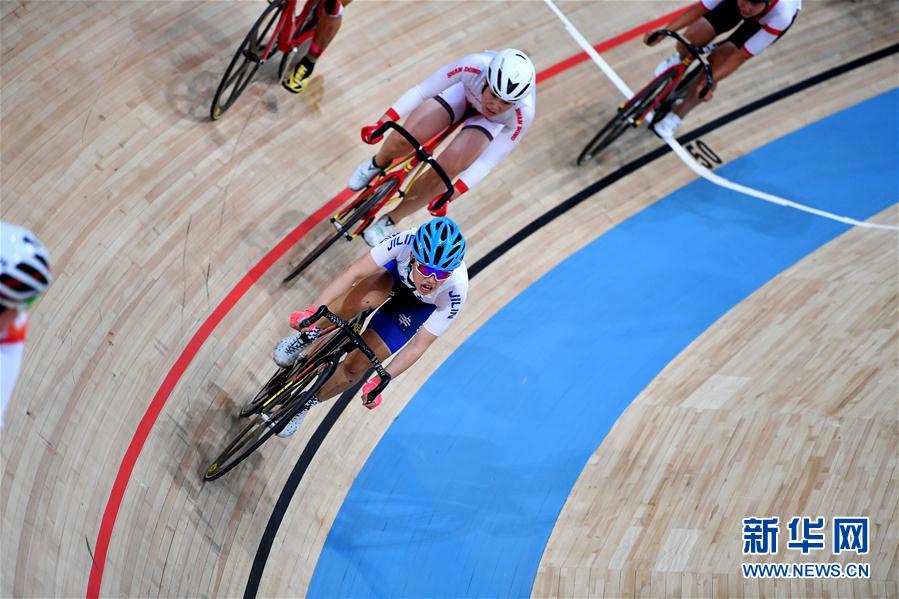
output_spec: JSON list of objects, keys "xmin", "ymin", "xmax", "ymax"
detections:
[{"xmin": 330, "ymin": 217, "xmax": 355, "ymax": 241}]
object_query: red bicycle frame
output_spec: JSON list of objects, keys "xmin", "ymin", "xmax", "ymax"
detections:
[
  {"xmin": 338, "ymin": 120, "xmax": 465, "ymax": 237},
  {"xmin": 632, "ymin": 60, "xmax": 690, "ymax": 124},
  {"xmin": 261, "ymin": 0, "xmax": 320, "ymax": 62}
]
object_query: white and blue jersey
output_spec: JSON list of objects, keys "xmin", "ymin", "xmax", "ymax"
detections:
[{"xmin": 368, "ymin": 229, "xmax": 468, "ymax": 352}]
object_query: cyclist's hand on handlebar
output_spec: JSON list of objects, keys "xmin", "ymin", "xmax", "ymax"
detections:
[
  {"xmin": 361, "ymin": 112, "xmax": 394, "ymax": 144},
  {"xmin": 289, "ymin": 306, "xmax": 318, "ymax": 330},
  {"xmin": 361, "ymin": 122, "xmax": 385, "ymax": 145},
  {"xmin": 361, "ymin": 376, "xmax": 383, "ymax": 409},
  {"xmin": 427, "ymin": 191, "xmax": 456, "ymax": 217},
  {"xmin": 693, "ymin": 83, "xmax": 714, "ymax": 102},
  {"xmin": 643, "ymin": 30, "xmax": 662, "ymax": 46}
]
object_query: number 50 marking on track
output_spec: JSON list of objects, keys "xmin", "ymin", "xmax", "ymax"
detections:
[{"xmin": 685, "ymin": 139, "xmax": 722, "ymax": 169}]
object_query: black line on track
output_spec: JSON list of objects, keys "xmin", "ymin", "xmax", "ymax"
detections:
[{"xmin": 243, "ymin": 43, "xmax": 899, "ymax": 598}]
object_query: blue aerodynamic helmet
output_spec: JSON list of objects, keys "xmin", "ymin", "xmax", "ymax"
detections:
[{"xmin": 411, "ymin": 217, "xmax": 466, "ymax": 271}]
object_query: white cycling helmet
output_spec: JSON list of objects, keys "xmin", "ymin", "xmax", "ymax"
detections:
[
  {"xmin": 0, "ymin": 222, "xmax": 52, "ymax": 309},
  {"xmin": 486, "ymin": 48, "xmax": 535, "ymax": 103}
]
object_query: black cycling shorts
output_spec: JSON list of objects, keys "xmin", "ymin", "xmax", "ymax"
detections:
[{"xmin": 703, "ymin": 0, "xmax": 795, "ymax": 52}]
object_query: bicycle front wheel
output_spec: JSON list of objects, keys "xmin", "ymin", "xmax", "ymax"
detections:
[
  {"xmin": 204, "ymin": 360, "xmax": 334, "ymax": 481},
  {"xmin": 210, "ymin": 0, "xmax": 285, "ymax": 120},
  {"xmin": 577, "ymin": 69, "xmax": 681, "ymax": 164},
  {"xmin": 239, "ymin": 366, "xmax": 291, "ymax": 417},
  {"xmin": 282, "ymin": 178, "xmax": 399, "ymax": 284},
  {"xmin": 239, "ymin": 324, "xmax": 346, "ymax": 416}
]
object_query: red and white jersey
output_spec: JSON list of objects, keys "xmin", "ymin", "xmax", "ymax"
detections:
[
  {"xmin": 0, "ymin": 310, "xmax": 27, "ymax": 344},
  {"xmin": 387, "ymin": 51, "xmax": 536, "ymax": 192},
  {"xmin": 703, "ymin": 0, "xmax": 801, "ymax": 55},
  {"xmin": 0, "ymin": 310, "xmax": 27, "ymax": 430}
]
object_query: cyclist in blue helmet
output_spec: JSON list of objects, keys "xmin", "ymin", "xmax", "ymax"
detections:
[
  {"xmin": 411, "ymin": 216, "xmax": 466, "ymax": 271},
  {"xmin": 270, "ymin": 217, "xmax": 469, "ymax": 437}
]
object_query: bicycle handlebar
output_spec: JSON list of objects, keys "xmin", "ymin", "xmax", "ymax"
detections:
[
  {"xmin": 298, "ymin": 306, "xmax": 392, "ymax": 403},
  {"xmin": 369, "ymin": 120, "xmax": 456, "ymax": 212},
  {"xmin": 647, "ymin": 29, "xmax": 715, "ymax": 99}
]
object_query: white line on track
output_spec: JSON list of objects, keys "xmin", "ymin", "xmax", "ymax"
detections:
[{"xmin": 543, "ymin": 0, "xmax": 899, "ymax": 232}]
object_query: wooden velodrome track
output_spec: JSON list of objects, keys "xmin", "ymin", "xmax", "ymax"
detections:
[{"xmin": 1, "ymin": 0, "xmax": 896, "ymax": 596}]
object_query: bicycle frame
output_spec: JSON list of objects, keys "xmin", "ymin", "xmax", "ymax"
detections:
[
  {"xmin": 295, "ymin": 306, "xmax": 391, "ymax": 402},
  {"xmin": 335, "ymin": 120, "xmax": 462, "ymax": 238},
  {"xmin": 260, "ymin": 0, "xmax": 320, "ymax": 62},
  {"xmin": 282, "ymin": 121, "xmax": 461, "ymax": 283},
  {"xmin": 632, "ymin": 29, "xmax": 716, "ymax": 124}
]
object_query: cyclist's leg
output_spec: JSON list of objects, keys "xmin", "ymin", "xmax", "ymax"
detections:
[
  {"xmin": 659, "ymin": 2, "xmax": 752, "ymax": 130},
  {"xmin": 276, "ymin": 268, "xmax": 392, "ymax": 366},
  {"xmin": 372, "ymin": 96, "xmax": 456, "ymax": 169},
  {"xmin": 680, "ymin": 17, "xmax": 717, "ymax": 54},
  {"xmin": 317, "ymin": 268, "xmax": 393, "ymax": 324},
  {"xmin": 672, "ymin": 40, "xmax": 748, "ymax": 118},
  {"xmin": 318, "ymin": 286, "xmax": 436, "ymax": 400},
  {"xmin": 386, "ymin": 120, "xmax": 494, "ymax": 223},
  {"xmin": 316, "ymin": 330, "xmax": 391, "ymax": 400},
  {"xmin": 284, "ymin": 0, "xmax": 351, "ymax": 92},
  {"xmin": 352, "ymin": 87, "xmax": 461, "ymax": 195},
  {"xmin": 656, "ymin": 1, "xmax": 729, "ymax": 74},
  {"xmin": 309, "ymin": 0, "xmax": 350, "ymax": 58}
]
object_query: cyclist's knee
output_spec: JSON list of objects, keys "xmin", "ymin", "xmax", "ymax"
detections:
[
  {"xmin": 342, "ymin": 351, "xmax": 370, "ymax": 381},
  {"xmin": 685, "ymin": 18, "xmax": 716, "ymax": 46},
  {"xmin": 344, "ymin": 273, "xmax": 391, "ymax": 311},
  {"xmin": 402, "ymin": 100, "xmax": 453, "ymax": 140},
  {"xmin": 437, "ymin": 134, "xmax": 487, "ymax": 176},
  {"xmin": 321, "ymin": 0, "xmax": 343, "ymax": 17},
  {"xmin": 708, "ymin": 44, "xmax": 744, "ymax": 79}
]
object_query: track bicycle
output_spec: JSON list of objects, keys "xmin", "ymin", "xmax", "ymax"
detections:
[
  {"xmin": 210, "ymin": 0, "xmax": 321, "ymax": 120},
  {"xmin": 282, "ymin": 120, "xmax": 457, "ymax": 284},
  {"xmin": 577, "ymin": 30, "xmax": 716, "ymax": 165},
  {"xmin": 204, "ymin": 305, "xmax": 390, "ymax": 480}
]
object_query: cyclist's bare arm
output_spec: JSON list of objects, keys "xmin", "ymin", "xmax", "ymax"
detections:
[
  {"xmin": 309, "ymin": 253, "xmax": 382, "ymax": 316},
  {"xmin": 384, "ymin": 328, "xmax": 438, "ymax": 379},
  {"xmin": 644, "ymin": 2, "xmax": 708, "ymax": 45},
  {"xmin": 686, "ymin": 44, "xmax": 749, "ymax": 103}
]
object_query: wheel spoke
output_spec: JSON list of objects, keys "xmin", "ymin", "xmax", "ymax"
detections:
[
  {"xmin": 209, "ymin": 1, "xmax": 284, "ymax": 120},
  {"xmin": 205, "ymin": 360, "xmax": 334, "ymax": 480}
]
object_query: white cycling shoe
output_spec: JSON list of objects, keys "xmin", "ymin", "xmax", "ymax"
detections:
[
  {"xmin": 265, "ymin": 399, "xmax": 321, "ymax": 438},
  {"xmin": 348, "ymin": 157, "xmax": 382, "ymax": 191},
  {"xmin": 654, "ymin": 53, "xmax": 681, "ymax": 77},
  {"xmin": 273, "ymin": 331, "xmax": 308, "ymax": 368},
  {"xmin": 651, "ymin": 113, "xmax": 682, "ymax": 139},
  {"xmin": 362, "ymin": 215, "xmax": 396, "ymax": 247}
]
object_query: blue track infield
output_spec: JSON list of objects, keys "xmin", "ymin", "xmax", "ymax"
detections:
[{"xmin": 309, "ymin": 89, "xmax": 898, "ymax": 597}]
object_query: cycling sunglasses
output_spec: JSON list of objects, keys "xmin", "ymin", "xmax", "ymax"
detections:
[{"xmin": 413, "ymin": 260, "xmax": 453, "ymax": 281}]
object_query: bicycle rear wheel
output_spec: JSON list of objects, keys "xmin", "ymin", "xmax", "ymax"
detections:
[
  {"xmin": 577, "ymin": 69, "xmax": 681, "ymax": 165},
  {"xmin": 282, "ymin": 177, "xmax": 399, "ymax": 284},
  {"xmin": 210, "ymin": 0, "xmax": 285, "ymax": 121},
  {"xmin": 204, "ymin": 360, "xmax": 334, "ymax": 481}
]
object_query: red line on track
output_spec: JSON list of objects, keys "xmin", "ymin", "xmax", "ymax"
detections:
[
  {"xmin": 536, "ymin": 5, "xmax": 691, "ymax": 84},
  {"xmin": 85, "ymin": 188, "xmax": 353, "ymax": 597},
  {"xmin": 85, "ymin": 7, "xmax": 687, "ymax": 597}
]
